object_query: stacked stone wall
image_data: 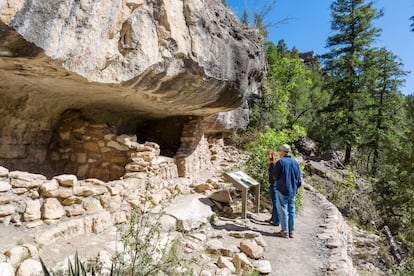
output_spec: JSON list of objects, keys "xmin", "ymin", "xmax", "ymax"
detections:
[
  {"xmin": 49, "ymin": 112, "xmax": 138, "ymax": 181},
  {"xmin": 0, "ymin": 113, "xmax": 228, "ymax": 233},
  {"xmin": 0, "ymin": 130, "xmax": 180, "ymax": 230},
  {"xmin": 0, "ymin": 156, "xmax": 179, "ymax": 231},
  {"xmin": 174, "ymin": 117, "xmax": 212, "ymax": 177},
  {"xmin": 0, "ymin": 120, "xmax": 53, "ymax": 175}
]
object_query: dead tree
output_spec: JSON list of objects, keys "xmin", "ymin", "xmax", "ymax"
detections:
[{"xmin": 383, "ymin": 225, "xmax": 403, "ymax": 265}]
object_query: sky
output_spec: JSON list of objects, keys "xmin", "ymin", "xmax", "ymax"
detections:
[{"xmin": 226, "ymin": 0, "xmax": 414, "ymax": 96}]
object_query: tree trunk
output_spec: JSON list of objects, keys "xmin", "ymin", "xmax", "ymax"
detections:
[
  {"xmin": 383, "ymin": 225, "xmax": 403, "ymax": 265},
  {"xmin": 344, "ymin": 145, "xmax": 351, "ymax": 164}
]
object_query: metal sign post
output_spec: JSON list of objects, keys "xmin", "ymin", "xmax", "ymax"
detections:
[{"xmin": 223, "ymin": 170, "xmax": 260, "ymax": 219}]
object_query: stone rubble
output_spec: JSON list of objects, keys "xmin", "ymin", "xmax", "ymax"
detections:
[{"xmin": 0, "ymin": 138, "xmax": 380, "ymax": 275}]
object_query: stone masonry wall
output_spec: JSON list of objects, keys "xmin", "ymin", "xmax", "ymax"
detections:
[
  {"xmin": 174, "ymin": 117, "xmax": 212, "ymax": 177},
  {"xmin": 49, "ymin": 111, "xmax": 136, "ymax": 181},
  {"xmin": 0, "ymin": 159, "xmax": 179, "ymax": 233},
  {"xmin": 0, "ymin": 113, "xmax": 225, "ymax": 240},
  {"xmin": 0, "ymin": 131, "xmax": 180, "ymax": 231}
]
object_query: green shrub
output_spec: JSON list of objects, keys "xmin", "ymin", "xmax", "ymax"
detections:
[
  {"xmin": 40, "ymin": 251, "xmax": 92, "ymax": 276},
  {"xmin": 243, "ymin": 126, "xmax": 306, "ymax": 211},
  {"xmin": 41, "ymin": 183, "xmax": 192, "ymax": 276},
  {"xmin": 111, "ymin": 183, "xmax": 192, "ymax": 275}
]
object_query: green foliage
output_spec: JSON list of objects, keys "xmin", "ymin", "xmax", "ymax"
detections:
[
  {"xmin": 41, "ymin": 252, "xmax": 91, "ymax": 276},
  {"xmin": 295, "ymin": 185, "xmax": 304, "ymax": 211},
  {"xmin": 391, "ymin": 257, "xmax": 414, "ymax": 275},
  {"xmin": 68, "ymin": 252, "xmax": 89, "ymax": 276},
  {"xmin": 112, "ymin": 185, "xmax": 192, "ymax": 275},
  {"xmin": 332, "ymin": 167, "xmax": 356, "ymax": 206},
  {"xmin": 375, "ymin": 96, "xmax": 414, "ymax": 263},
  {"xmin": 250, "ymin": 41, "xmax": 315, "ymax": 132},
  {"xmin": 288, "ymin": 56, "xmax": 330, "ymax": 130},
  {"xmin": 41, "ymin": 184, "xmax": 191, "ymax": 276},
  {"xmin": 353, "ymin": 48, "xmax": 407, "ymax": 175},
  {"xmin": 305, "ymin": 170, "xmax": 380, "ymax": 231},
  {"xmin": 243, "ymin": 126, "xmax": 305, "ymax": 210},
  {"xmin": 322, "ymin": 0, "xmax": 383, "ymax": 164},
  {"xmin": 40, "ymin": 257, "xmax": 55, "ymax": 276}
]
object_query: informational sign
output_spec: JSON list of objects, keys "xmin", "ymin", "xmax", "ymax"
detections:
[
  {"xmin": 224, "ymin": 170, "xmax": 259, "ymax": 189},
  {"xmin": 224, "ymin": 170, "xmax": 260, "ymax": 219}
]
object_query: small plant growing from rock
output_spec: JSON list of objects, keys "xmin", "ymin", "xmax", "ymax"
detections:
[
  {"xmin": 40, "ymin": 251, "xmax": 91, "ymax": 276},
  {"xmin": 111, "ymin": 182, "xmax": 192, "ymax": 275},
  {"xmin": 39, "ymin": 182, "xmax": 192, "ymax": 275}
]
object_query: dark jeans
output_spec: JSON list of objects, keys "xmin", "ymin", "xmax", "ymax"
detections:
[{"xmin": 269, "ymin": 184, "xmax": 280, "ymax": 225}]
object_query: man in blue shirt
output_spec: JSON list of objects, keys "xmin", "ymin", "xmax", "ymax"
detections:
[{"xmin": 272, "ymin": 144, "xmax": 302, "ymax": 238}]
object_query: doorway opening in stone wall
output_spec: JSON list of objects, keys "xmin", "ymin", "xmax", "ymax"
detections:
[{"xmin": 134, "ymin": 116, "xmax": 188, "ymax": 158}]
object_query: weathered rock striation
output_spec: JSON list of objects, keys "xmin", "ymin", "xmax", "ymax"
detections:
[{"xmin": 0, "ymin": 0, "xmax": 265, "ymax": 177}]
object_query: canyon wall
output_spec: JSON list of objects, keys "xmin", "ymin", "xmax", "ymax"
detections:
[{"xmin": 0, "ymin": 0, "xmax": 265, "ymax": 177}]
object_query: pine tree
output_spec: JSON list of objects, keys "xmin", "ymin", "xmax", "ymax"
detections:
[
  {"xmin": 290, "ymin": 55, "xmax": 330, "ymax": 133},
  {"xmin": 376, "ymin": 96, "xmax": 414, "ymax": 262},
  {"xmin": 241, "ymin": 9, "xmax": 249, "ymax": 27},
  {"xmin": 359, "ymin": 48, "xmax": 407, "ymax": 175},
  {"xmin": 322, "ymin": 0, "xmax": 383, "ymax": 164}
]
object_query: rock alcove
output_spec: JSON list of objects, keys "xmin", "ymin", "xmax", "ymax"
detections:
[
  {"xmin": 46, "ymin": 109, "xmax": 196, "ymax": 181},
  {"xmin": 0, "ymin": 0, "xmax": 265, "ymax": 182}
]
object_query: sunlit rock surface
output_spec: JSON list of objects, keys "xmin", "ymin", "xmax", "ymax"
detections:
[{"xmin": 0, "ymin": 0, "xmax": 265, "ymax": 175}]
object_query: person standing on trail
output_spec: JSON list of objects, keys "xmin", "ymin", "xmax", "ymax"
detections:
[
  {"xmin": 272, "ymin": 144, "xmax": 302, "ymax": 238},
  {"xmin": 265, "ymin": 149, "xmax": 280, "ymax": 226}
]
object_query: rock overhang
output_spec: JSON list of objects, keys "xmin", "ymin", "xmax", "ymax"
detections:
[{"xmin": 0, "ymin": 0, "xmax": 265, "ymax": 175}]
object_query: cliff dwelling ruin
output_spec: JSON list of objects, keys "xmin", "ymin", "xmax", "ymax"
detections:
[{"xmin": 0, "ymin": 0, "xmax": 265, "ymax": 182}]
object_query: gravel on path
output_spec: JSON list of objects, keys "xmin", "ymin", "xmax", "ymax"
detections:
[{"xmin": 247, "ymin": 188, "xmax": 329, "ymax": 276}]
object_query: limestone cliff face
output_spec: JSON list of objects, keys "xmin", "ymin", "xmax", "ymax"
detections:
[{"xmin": 0, "ymin": 0, "xmax": 265, "ymax": 176}]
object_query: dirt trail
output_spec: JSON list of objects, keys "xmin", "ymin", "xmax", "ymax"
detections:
[
  {"xmin": 261, "ymin": 188, "xmax": 329, "ymax": 275},
  {"xmin": 215, "ymin": 187, "xmax": 329, "ymax": 276}
]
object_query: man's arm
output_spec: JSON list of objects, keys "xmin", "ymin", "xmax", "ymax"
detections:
[
  {"xmin": 295, "ymin": 162, "xmax": 302, "ymax": 188},
  {"xmin": 272, "ymin": 160, "xmax": 282, "ymax": 181}
]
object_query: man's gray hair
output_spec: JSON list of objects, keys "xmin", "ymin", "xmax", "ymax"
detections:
[{"xmin": 280, "ymin": 144, "xmax": 291, "ymax": 153}]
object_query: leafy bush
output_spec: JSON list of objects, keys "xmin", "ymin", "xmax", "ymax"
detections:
[
  {"xmin": 41, "ymin": 183, "xmax": 192, "ymax": 276},
  {"xmin": 110, "ymin": 183, "xmax": 192, "ymax": 275},
  {"xmin": 111, "ymin": 207, "xmax": 191, "ymax": 275},
  {"xmin": 243, "ymin": 126, "xmax": 305, "ymax": 211}
]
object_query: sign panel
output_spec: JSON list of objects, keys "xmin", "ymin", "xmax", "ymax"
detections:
[
  {"xmin": 223, "ymin": 170, "xmax": 260, "ymax": 219},
  {"xmin": 224, "ymin": 170, "xmax": 259, "ymax": 189}
]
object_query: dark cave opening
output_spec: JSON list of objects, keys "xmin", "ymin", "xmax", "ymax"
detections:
[{"xmin": 135, "ymin": 116, "xmax": 188, "ymax": 158}]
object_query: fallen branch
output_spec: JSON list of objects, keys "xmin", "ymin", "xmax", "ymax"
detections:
[{"xmin": 383, "ymin": 225, "xmax": 403, "ymax": 265}]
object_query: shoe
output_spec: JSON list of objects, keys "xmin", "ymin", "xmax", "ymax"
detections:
[
  {"xmin": 275, "ymin": 231, "xmax": 289, "ymax": 238},
  {"xmin": 265, "ymin": 218, "xmax": 279, "ymax": 226},
  {"xmin": 289, "ymin": 232, "xmax": 294, "ymax": 238}
]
